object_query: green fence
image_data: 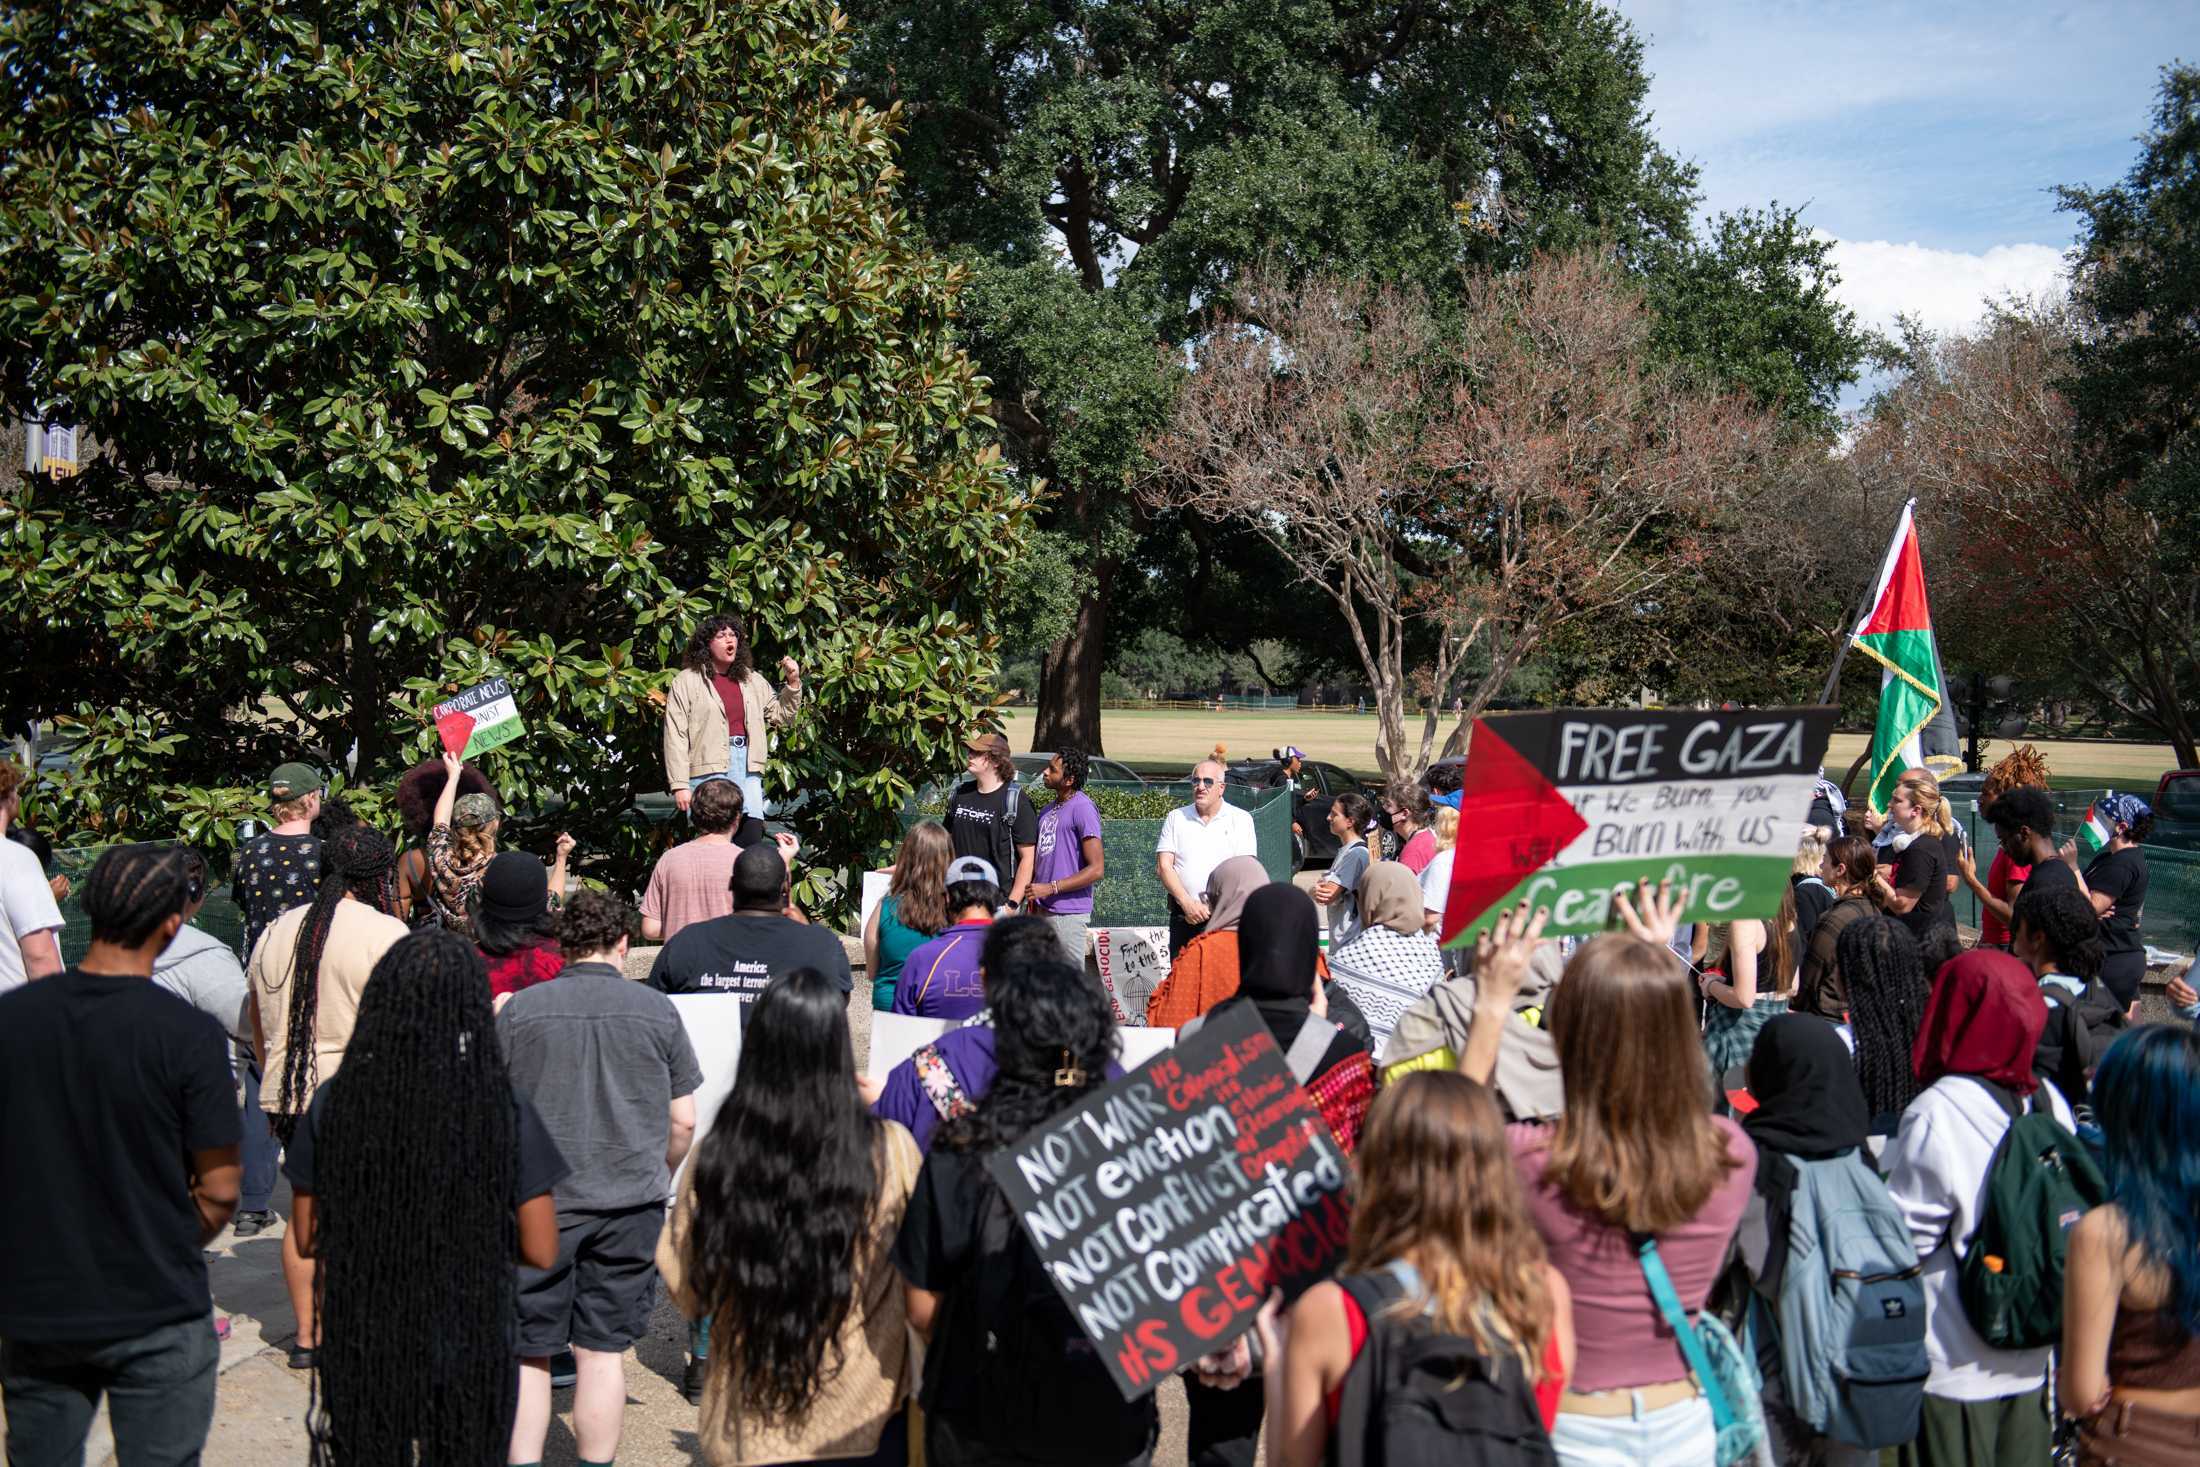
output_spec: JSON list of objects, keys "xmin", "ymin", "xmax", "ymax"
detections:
[
  {"xmin": 1948, "ymin": 793, "xmax": 2199, "ymax": 958},
  {"xmin": 47, "ymin": 841, "xmax": 249, "ymax": 966},
  {"xmin": 902, "ymin": 783, "xmax": 1295, "ymax": 927}
]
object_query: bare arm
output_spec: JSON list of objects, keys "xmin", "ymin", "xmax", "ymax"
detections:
[
  {"xmin": 666, "ymin": 1093, "xmax": 697, "ymax": 1171},
  {"xmin": 432, "ymin": 750, "xmax": 462, "ymax": 829},
  {"xmin": 2059, "ymin": 1207, "xmax": 2122, "ymax": 1419},
  {"xmin": 517, "ymin": 1193, "xmax": 560, "ymax": 1269},
  {"xmin": 1008, "ymin": 844, "xmax": 1036, "ymax": 907},
  {"xmin": 1546, "ymin": 1266, "xmax": 1576, "ymax": 1383},
  {"xmin": 862, "ymin": 901, "xmax": 882, "ymax": 983},
  {"xmin": 190, "ymin": 1145, "xmax": 241, "ymax": 1245},
  {"xmin": 1270, "ymin": 1285, "xmax": 1350, "ymax": 1467},
  {"xmin": 641, "ymin": 913, "xmax": 665, "ymax": 943},
  {"xmin": 906, "ymin": 1282, "xmax": 942, "ymax": 1341},
  {"xmin": 1034, "ymin": 836, "xmax": 1106, "ymax": 905},
  {"xmin": 1958, "ymin": 847, "xmax": 2015, "ymax": 924},
  {"xmin": 548, "ymin": 833, "xmax": 574, "ymax": 902},
  {"xmin": 1157, "ymin": 851, "xmax": 1208, "ymax": 921},
  {"xmin": 19, "ymin": 927, "xmax": 61, "ymax": 980}
]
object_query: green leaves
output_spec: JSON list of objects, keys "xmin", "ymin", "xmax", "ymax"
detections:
[{"xmin": 2, "ymin": 0, "xmax": 1032, "ymax": 914}]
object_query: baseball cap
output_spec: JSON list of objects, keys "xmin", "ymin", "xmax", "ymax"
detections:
[
  {"xmin": 966, "ymin": 730, "xmax": 1011, "ymax": 759},
  {"xmin": 269, "ymin": 762, "xmax": 324, "ymax": 800},
  {"xmin": 946, "ymin": 855, "xmax": 1000, "ymax": 886},
  {"xmin": 452, "ymin": 792, "xmax": 500, "ymax": 829},
  {"xmin": 1283, "ymin": 746, "xmax": 1305, "ymax": 762}
]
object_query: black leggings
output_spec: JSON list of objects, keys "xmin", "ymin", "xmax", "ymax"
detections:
[{"xmin": 2100, "ymin": 949, "xmax": 2146, "ymax": 1009}]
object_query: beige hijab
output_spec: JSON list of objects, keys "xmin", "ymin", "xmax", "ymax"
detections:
[
  {"xmin": 1357, "ymin": 860, "xmax": 1425, "ymax": 937},
  {"xmin": 1203, "ymin": 856, "xmax": 1269, "ymax": 934}
]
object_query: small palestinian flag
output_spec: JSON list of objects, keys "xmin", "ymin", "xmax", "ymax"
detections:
[
  {"xmin": 2075, "ymin": 802, "xmax": 2113, "ymax": 861},
  {"xmin": 432, "ymin": 677, "xmax": 524, "ymax": 759}
]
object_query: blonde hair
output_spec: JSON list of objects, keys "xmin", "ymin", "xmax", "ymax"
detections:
[
  {"xmin": 1897, "ymin": 769, "xmax": 1954, "ymax": 838},
  {"xmin": 272, "ymin": 793, "xmax": 315, "ymax": 824},
  {"xmin": 449, "ymin": 821, "xmax": 497, "ymax": 868},
  {"xmin": 1792, "ymin": 825, "xmax": 1829, "ymax": 877},
  {"xmin": 1431, "ymin": 805, "xmax": 1459, "ymax": 852}
]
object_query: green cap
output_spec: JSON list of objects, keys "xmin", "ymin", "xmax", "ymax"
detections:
[{"xmin": 269, "ymin": 762, "xmax": 324, "ymax": 801}]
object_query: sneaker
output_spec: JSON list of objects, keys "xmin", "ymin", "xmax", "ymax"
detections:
[
  {"xmin": 231, "ymin": 1210, "xmax": 274, "ymax": 1238},
  {"xmin": 287, "ymin": 1344, "xmax": 316, "ymax": 1371},
  {"xmin": 682, "ymin": 1356, "xmax": 707, "ymax": 1405},
  {"xmin": 549, "ymin": 1350, "xmax": 578, "ymax": 1389}
]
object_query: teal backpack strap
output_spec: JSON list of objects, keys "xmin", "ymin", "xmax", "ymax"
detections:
[{"xmin": 1637, "ymin": 1237, "xmax": 1736, "ymax": 1432}]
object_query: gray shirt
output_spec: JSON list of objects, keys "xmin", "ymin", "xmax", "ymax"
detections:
[{"xmin": 497, "ymin": 961, "xmax": 704, "ymax": 1212}]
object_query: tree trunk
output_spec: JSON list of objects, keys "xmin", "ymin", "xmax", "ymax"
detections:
[
  {"xmin": 1035, "ymin": 560, "xmax": 1111, "ymax": 756},
  {"xmin": 347, "ymin": 602, "xmax": 391, "ymax": 779}
]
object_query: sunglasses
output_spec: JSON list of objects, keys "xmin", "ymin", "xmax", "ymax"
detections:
[{"xmin": 1191, "ymin": 776, "xmax": 1220, "ymax": 788}]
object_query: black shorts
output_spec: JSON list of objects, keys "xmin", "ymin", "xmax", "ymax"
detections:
[{"xmin": 514, "ymin": 1204, "xmax": 663, "ymax": 1356}]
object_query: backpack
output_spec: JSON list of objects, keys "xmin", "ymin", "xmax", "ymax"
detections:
[
  {"xmin": 1327, "ymin": 1260, "xmax": 1556, "ymax": 1467},
  {"xmin": 1771, "ymin": 1153, "xmax": 1928, "ymax": 1448},
  {"xmin": 1638, "ymin": 1236, "xmax": 1765, "ymax": 1466},
  {"xmin": 1954, "ymin": 1077, "xmax": 2107, "ymax": 1351},
  {"xmin": 950, "ymin": 1181, "xmax": 1152, "ymax": 1462}
]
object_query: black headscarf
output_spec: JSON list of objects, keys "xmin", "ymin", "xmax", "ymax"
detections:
[
  {"xmin": 1742, "ymin": 1014, "xmax": 1873, "ymax": 1294},
  {"xmin": 1232, "ymin": 882, "xmax": 1364, "ymax": 1077}
]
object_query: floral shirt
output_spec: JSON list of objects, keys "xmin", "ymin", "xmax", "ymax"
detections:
[{"xmin": 425, "ymin": 825, "xmax": 490, "ymax": 934}]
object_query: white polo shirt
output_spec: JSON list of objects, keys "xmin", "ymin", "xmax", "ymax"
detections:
[{"xmin": 1155, "ymin": 801, "xmax": 1259, "ymax": 904}]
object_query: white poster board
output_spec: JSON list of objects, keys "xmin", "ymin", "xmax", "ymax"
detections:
[
  {"xmin": 867, "ymin": 1011, "xmax": 1176, "ymax": 1084},
  {"xmin": 1091, "ymin": 925, "xmax": 1171, "ymax": 1025},
  {"xmin": 859, "ymin": 869, "xmax": 892, "ymax": 941},
  {"xmin": 668, "ymin": 994, "xmax": 745, "ymax": 1191}
]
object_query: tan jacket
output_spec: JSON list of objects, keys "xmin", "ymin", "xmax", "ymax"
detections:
[
  {"xmin": 662, "ymin": 666, "xmax": 801, "ymax": 793},
  {"xmin": 657, "ymin": 1121, "xmax": 920, "ymax": 1466}
]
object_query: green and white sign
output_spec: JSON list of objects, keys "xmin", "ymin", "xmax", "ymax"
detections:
[
  {"xmin": 433, "ymin": 676, "xmax": 524, "ymax": 759},
  {"xmin": 1440, "ymin": 706, "xmax": 1839, "ymax": 944}
]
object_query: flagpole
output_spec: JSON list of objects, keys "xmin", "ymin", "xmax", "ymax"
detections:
[{"xmin": 1818, "ymin": 497, "xmax": 1917, "ymax": 705}]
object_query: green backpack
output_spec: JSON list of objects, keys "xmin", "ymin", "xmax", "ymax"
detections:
[{"xmin": 1954, "ymin": 1078, "xmax": 2107, "ymax": 1350}]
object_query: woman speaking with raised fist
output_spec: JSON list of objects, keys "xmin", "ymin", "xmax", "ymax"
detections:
[{"xmin": 663, "ymin": 611, "xmax": 803, "ymax": 819}]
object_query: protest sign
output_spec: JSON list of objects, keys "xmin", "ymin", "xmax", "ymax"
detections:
[
  {"xmin": 985, "ymin": 1001, "xmax": 1351, "ymax": 1399},
  {"xmin": 859, "ymin": 870, "xmax": 892, "ymax": 945},
  {"xmin": 432, "ymin": 676, "xmax": 524, "ymax": 759},
  {"xmin": 1442, "ymin": 706, "xmax": 1838, "ymax": 945},
  {"xmin": 668, "ymin": 995, "xmax": 744, "ymax": 1190},
  {"xmin": 866, "ymin": 1012, "xmax": 1177, "ymax": 1085},
  {"xmin": 1091, "ymin": 925, "xmax": 1169, "ymax": 1023}
]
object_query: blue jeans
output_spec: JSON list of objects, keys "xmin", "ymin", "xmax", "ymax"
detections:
[
  {"xmin": 690, "ymin": 735, "xmax": 766, "ymax": 820},
  {"xmin": 1, "ymin": 1316, "xmax": 220, "ymax": 1467},
  {"xmin": 240, "ymin": 1056, "xmax": 277, "ymax": 1213}
]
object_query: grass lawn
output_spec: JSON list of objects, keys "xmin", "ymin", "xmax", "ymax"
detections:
[{"xmin": 1001, "ymin": 707, "xmax": 2184, "ymax": 791}]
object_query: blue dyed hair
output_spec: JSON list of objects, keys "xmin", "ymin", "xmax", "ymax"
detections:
[{"xmin": 2091, "ymin": 1024, "xmax": 2200, "ymax": 1336}]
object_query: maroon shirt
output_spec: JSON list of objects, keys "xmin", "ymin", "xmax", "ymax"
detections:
[
  {"xmin": 711, "ymin": 672, "xmax": 747, "ymax": 740},
  {"xmin": 483, "ymin": 940, "xmax": 565, "ymax": 1000}
]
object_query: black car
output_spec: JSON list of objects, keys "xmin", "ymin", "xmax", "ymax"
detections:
[{"xmin": 1226, "ymin": 756, "xmax": 1395, "ymax": 868}]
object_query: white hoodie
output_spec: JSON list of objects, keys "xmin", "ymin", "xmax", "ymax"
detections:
[{"xmin": 1882, "ymin": 1073, "xmax": 2074, "ymax": 1402}]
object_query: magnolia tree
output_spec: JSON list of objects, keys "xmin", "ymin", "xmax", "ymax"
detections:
[{"xmin": 1144, "ymin": 256, "xmax": 1788, "ymax": 785}]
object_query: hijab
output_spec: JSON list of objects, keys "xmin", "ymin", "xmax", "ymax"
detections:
[
  {"xmin": 1203, "ymin": 856, "xmax": 1268, "ymax": 936},
  {"xmin": 1744, "ymin": 1013, "xmax": 1872, "ymax": 1294},
  {"xmin": 1234, "ymin": 882, "xmax": 1362, "ymax": 1076},
  {"xmin": 1911, "ymin": 949, "xmax": 2045, "ymax": 1095},
  {"xmin": 1355, "ymin": 861, "xmax": 1424, "ymax": 938}
]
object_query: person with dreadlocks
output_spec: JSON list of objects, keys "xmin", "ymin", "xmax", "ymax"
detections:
[
  {"xmin": 1956, "ymin": 746, "xmax": 2054, "ymax": 951},
  {"xmin": 245, "ymin": 821, "xmax": 407, "ymax": 1371},
  {"xmin": 893, "ymin": 957, "xmax": 1158, "ymax": 1466},
  {"xmin": 1835, "ymin": 915, "xmax": 1933, "ymax": 1145},
  {"xmin": 281, "ymin": 929, "xmax": 566, "ymax": 1466},
  {"xmin": 0, "ymin": 843, "xmax": 239, "ymax": 1466},
  {"xmin": 659, "ymin": 966, "xmax": 922, "ymax": 1464}
]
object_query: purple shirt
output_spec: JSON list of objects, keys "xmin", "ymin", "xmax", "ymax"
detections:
[
  {"xmin": 872, "ymin": 1025, "xmax": 1125, "ymax": 1153},
  {"xmin": 891, "ymin": 921, "xmax": 990, "ymax": 1018},
  {"xmin": 1033, "ymin": 791, "xmax": 1102, "ymax": 915}
]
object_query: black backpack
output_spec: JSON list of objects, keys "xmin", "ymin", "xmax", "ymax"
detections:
[
  {"xmin": 1328, "ymin": 1262, "xmax": 1557, "ymax": 1467},
  {"xmin": 942, "ymin": 1181, "xmax": 1154, "ymax": 1463}
]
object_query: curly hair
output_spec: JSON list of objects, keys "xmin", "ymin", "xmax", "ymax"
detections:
[
  {"xmin": 310, "ymin": 797, "xmax": 364, "ymax": 843},
  {"xmin": 275, "ymin": 825, "xmax": 398, "ymax": 1120},
  {"xmin": 1053, "ymin": 745, "xmax": 1090, "ymax": 791},
  {"xmin": 394, "ymin": 758, "xmax": 494, "ymax": 838},
  {"xmin": 685, "ymin": 968, "xmax": 879, "ymax": 1428},
  {"xmin": 1837, "ymin": 916, "xmax": 1930, "ymax": 1119},
  {"xmin": 0, "ymin": 756, "xmax": 24, "ymax": 807},
  {"xmin": 557, "ymin": 889, "xmax": 638, "ymax": 960},
  {"xmin": 308, "ymin": 930, "xmax": 518, "ymax": 1465},
  {"xmin": 1990, "ymin": 786, "xmax": 2058, "ymax": 845},
  {"xmin": 2011, "ymin": 884, "xmax": 2103, "ymax": 982},
  {"xmin": 1980, "ymin": 744, "xmax": 2051, "ymax": 812},
  {"xmin": 683, "ymin": 612, "xmax": 755, "ymax": 682},
  {"xmin": 938, "ymin": 957, "xmax": 1119, "ymax": 1158}
]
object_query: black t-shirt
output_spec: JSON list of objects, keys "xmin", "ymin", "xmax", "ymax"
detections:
[
  {"xmin": 2085, "ymin": 847, "xmax": 2149, "ymax": 957},
  {"xmin": 284, "ymin": 1078, "xmax": 569, "ymax": 1206},
  {"xmin": 2012, "ymin": 853, "xmax": 2079, "ymax": 906},
  {"xmin": 892, "ymin": 1146, "xmax": 1158, "ymax": 1453},
  {"xmin": 1892, "ymin": 837, "xmax": 1949, "ymax": 940},
  {"xmin": 942, "ymin": 781, "xmax": 1038, "ymax": 883},
  {"xmin": 0, "ymin": 970, "xmax": 241, "ymax": 1340},
  {"xmin": 646, "ymin": 911, "xmax": 855, "ymax": 1012},
  {"xmin": 233, "ymin": 831, "xmax": 322, "ymax": 960}
]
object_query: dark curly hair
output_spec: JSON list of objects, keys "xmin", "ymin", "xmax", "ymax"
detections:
[
  {"xmin": 1053, "ymin": 745, "xmax": 1090, "ymax": 791},
  {"xmin": 1837, "ymin": 916, "xmax": 1930, "ymax": 1120},
  {"xmin": 308, "ymin": 930, "xmax": 518, "ymax": 1465},
  {"xmin": 1989, "ymin": 786, "xmax": 2057, "ymax": 845},
  {"xmin": 938, "ymin": 957, "xmax": 1119, "ymax": 1158},
  {"xmin": 557, "ymin": 889, "xmax": 638, "ymax": 960},
  {"xmin": 2012, "ymin": 884, "xmax": 2103, "ymax": 982},
  {"xmin": 393, "ymin": 757, "xmax": 494, "ymax": 838},
  {"xmin": 310, "ymin": 797, "xmax": 364, "ymax": 843},
  {"xmin": 683, "ymin": 612, "xmax": 755, "ymax": 682},
  {"xmin": 684, "ymin": 968, "xmax": 879, "ymax": 1428}
]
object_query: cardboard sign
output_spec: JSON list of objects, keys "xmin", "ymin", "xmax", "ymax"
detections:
[
  {"xmin": 1443, "ymin": 706, "xmax": 1838, "ymax": 944},
  {"xmin": 432, "ymin": 677, "xmax": 524, "ymax": 758},
  {"xmin": 668, "ymin": 995, "xmax": 745, "ymax": 1191},
  {"xmin": 984, "ymin": 1002, "xmax": 1351, "ymax": 1400},
  {"xmin": 1091, "ymin": 926, "xmax": 1170, "ymax": 1024},
  {"xmin": 866, "ymin": 1011, "xmax": 1177, "ymax": 1085}
]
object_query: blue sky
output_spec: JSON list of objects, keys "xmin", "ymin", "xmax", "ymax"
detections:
[{"xmin": 1615, "ymin": 1, "xmax": 2191, "ymax": 347}]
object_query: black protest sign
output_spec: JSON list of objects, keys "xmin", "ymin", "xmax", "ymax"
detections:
[{"xmin": 984, "ymin": 1001, "xmax": 1352, "ymax": 1401}]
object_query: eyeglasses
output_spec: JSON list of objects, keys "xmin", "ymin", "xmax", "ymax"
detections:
[{"xmin": 1191, "ymin": 776, "xmax": 1219, "ymax": 788}]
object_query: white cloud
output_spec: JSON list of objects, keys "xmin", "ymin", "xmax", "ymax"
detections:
[{"xmin": 1821, "ymin": 235, "xmax": 2068, "ymax": 339}]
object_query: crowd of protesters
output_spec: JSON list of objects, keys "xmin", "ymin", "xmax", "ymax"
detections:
[{"xmin": 4, "ymin": 605, "xmax": 2200, "ymax": 1467}]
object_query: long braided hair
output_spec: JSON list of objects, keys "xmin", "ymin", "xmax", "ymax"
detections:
[
  {"xmin": 308, "ymin": 928, "xmax": 519, "ymax": 1465},
  {"xmin": 78, "ymin": 842, "xmax": 194, "ymax": 945},
  {"xmin": 1837, "ymin": 916, "xmax": 1931, "ymax": 1119},
  {"xmin": 274, "ymin": 824, "xmax": 396, "ymax": 1122}
]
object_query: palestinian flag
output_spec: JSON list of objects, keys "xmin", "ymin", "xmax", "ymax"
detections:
[
  {"xmin": 432, "ymin": 677, "xmax": 524, "ymax": 759},
  {"xmin": 2075, "ymin": 803, "xmax": 2112, "ymax": 860},
  {"xmin": 1849, "ymin": 501, "xmax": 1947, "ymax": 815}
]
